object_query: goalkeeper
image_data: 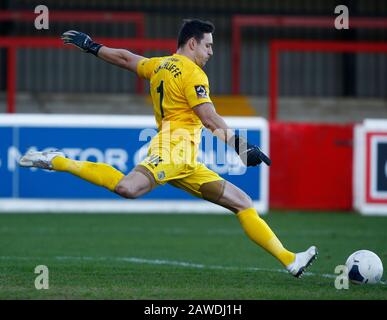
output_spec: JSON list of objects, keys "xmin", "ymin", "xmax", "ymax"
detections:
[{"xmin": 20, "ymin": 19, "xmax": 317, "ymax": 278}]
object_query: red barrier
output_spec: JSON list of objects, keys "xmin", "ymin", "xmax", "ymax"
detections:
[
  {"xmin": 0, "ymin": 37, "xmax": 176, "ymax": 113},
  {"xmin": 0, "ymin": 10, "xmax": 144, "ymax": 27},
  {"xmin": 269, "ymin": 122, "xmax": 353, "ymax": 210},
  {"xmin": 232, "ymin": 15, "xmax": 387, "ymax": 94},
  {"xmin": 0, "ymin": 10, "xmax": 146, "ymax": 94},
  {"xmin": 269, "ymin": 40, "xmax": 387, "ymax": 121}
]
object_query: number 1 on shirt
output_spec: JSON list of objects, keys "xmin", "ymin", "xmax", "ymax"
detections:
[{"xmin": 156, "ymin": 80, "xmax": 165, "ymax": 118}]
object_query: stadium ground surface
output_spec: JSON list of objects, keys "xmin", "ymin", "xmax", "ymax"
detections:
[{"xmin": 0, "ymin": 211, "xmax": 386, "ymax": 300}]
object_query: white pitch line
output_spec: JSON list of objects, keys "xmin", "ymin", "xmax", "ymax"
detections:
[{"xmin": 0, "ymin": 255, "xmax": 336, "ymax": 279}]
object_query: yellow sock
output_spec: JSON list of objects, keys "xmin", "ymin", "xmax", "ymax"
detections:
[
  {"xmin": 52, "ymin": 156, "xmax": 124, "ymax": 192},
  {"xmin": 237, "ymin": 208, "xmax": 295, "ymax": 267}
]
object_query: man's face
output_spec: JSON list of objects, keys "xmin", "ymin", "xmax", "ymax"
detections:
[{"xmin": 193, "ymin": 33, "xmax": 213, "ymax": 68}]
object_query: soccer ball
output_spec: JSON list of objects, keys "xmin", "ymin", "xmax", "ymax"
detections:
[{"xmin": 345, "ymin": 250, "xmax": 383, "ymax": 284}]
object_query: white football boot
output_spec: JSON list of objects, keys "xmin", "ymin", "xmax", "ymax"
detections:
[
  {"xmin": 19, "ymin": 150, "xmax": 65, "ymax": 170},
  {"xmin": 286, "ymin": 246, "xmax": 318, "ymax": 278}
]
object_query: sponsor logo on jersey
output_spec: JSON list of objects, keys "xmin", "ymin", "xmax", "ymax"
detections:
[{"xmin": 195, "ymin": 85, "xmax": 208, "ymax": 99}]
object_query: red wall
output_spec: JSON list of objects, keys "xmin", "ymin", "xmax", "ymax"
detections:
[{"xmin": 269, "ymin": 122, "xmax": 353, "ymax": 210}]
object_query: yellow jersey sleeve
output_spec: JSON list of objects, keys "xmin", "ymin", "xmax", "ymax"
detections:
[
  {"xmin": 137, "ymin": 57, "xmax": 163, "ymax": 80},
  {"xmin": 184, "ymin": 69, "xmax": 212, "ymax": 108}
]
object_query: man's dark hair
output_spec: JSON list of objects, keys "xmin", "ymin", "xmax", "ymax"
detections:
[{"xmin": 177, "ymin": 19, "xmax": 215, "ymax": 48}]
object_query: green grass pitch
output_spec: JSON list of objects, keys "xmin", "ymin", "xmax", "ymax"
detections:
[{"xmin": 0, "ymin": 211, "xmax": 386, "ymax": 299}]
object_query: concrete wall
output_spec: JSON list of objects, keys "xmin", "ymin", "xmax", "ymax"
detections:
[{"xmin": 2, "ymin": 93, "xmax": 387, "ymax": 123}]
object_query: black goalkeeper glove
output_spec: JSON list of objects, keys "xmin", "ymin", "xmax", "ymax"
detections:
[
  {"xmin": 231, "ymin": 134, "xmax": 272, "ymax": 167},
  {"xmin": 61, "ymin": 30, "xmax": 102, "ymax": 56}
]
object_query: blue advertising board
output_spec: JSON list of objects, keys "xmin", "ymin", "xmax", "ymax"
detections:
[{"xmin": 0, "ymin": 115, "xmax": 269, "ymax": 213}]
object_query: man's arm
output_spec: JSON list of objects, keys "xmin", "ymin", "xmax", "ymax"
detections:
[
  {"xmin": 61, "ymin": 30, "xmax": 144, "ymax": 73},
  {"xmin": 193, "ymin": 102, "xmax": 234, "ymax": 143},
  {"xmin": 97, "ymin": 47, "xmax": 144, "ymax": 73},
  {"xmin": 193, "ymin": 103, "xmax": 271, "ymax": 166}
]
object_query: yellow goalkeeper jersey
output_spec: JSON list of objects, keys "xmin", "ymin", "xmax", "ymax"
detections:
[{"xmin": 137, "ymin": 54, "xmax": 212, "ymax": 147}]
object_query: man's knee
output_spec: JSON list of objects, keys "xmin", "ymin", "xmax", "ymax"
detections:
[
  {"xmin": 223, "ymin": 193, "xmax": 253, "ymax": 214},
  {"xmin": 236, "ymin": 194, "xmax": 253, "ymax": 211},
  {"xmin": 200, "ymin": 180, "xmax": 253, "ymax": 213},
  {"xmin": 115, "ymin": 181, "xmax": 140, "ymax": 199},
  {"xmin": 114, "ymin": 168, "xmax": 155, "ymax": 199}
]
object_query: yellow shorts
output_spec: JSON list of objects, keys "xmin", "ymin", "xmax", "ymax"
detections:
[{"xmin": 139, "ymin": 153, "xmax": 223, "ymax": 199}]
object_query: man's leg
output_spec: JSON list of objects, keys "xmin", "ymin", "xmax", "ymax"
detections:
[
  {"xmin": 19, "ymin": 150, "xmax": 156, "ymax": 199},
  {"xmin": 52, "ymin": 155, "xmax": 124, "ymax": 191},
  {"xmin": 167, "ymin": 163, "xmax": 297, "ymax": 269},
  {"xmin": 52, "ymin": 157, "xmax": 156, "ymax": 198},
  {"xmin": 114, "ymin": 165, "xmax": 157, "ymax": 199},
  {"xmin": 200, "ymin": 180, "xmax": 295, "ymax": 267},
  {"xmin": 200, "ymin": 179, "xmax": 318, "ymax": 277}
]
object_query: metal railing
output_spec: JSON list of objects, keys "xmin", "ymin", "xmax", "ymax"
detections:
[
  {"xmin": 0, "ymin": 37, "xmax": 176, "ymax": 113},
  {"xmin": 231, "ymin": 15, "xmax": 387, "ymax": 94},
  {"xmin": 268, "ymin": 40, "xmax": 387, "ymax": 121}
]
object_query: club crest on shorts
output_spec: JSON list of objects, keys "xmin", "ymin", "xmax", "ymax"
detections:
[
  {"xmin": 194, "ymin": 85, "xmax": 208, "ymax": 98},
  {"xmin": 157, "ymin": 171, "xmax": 165, "ymax": 181},
  {"xmin": 145, "ymin": 155, "xmax": 163, "ymax": 168}
]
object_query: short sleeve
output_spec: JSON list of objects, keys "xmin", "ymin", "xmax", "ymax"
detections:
[
  {"xmin": 137, "ymin": 57, "xmax": 162, "ymax": 80},
  {"xmin": 184, "ymin": 70, "xmax": 212, "ymax": 108}
]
